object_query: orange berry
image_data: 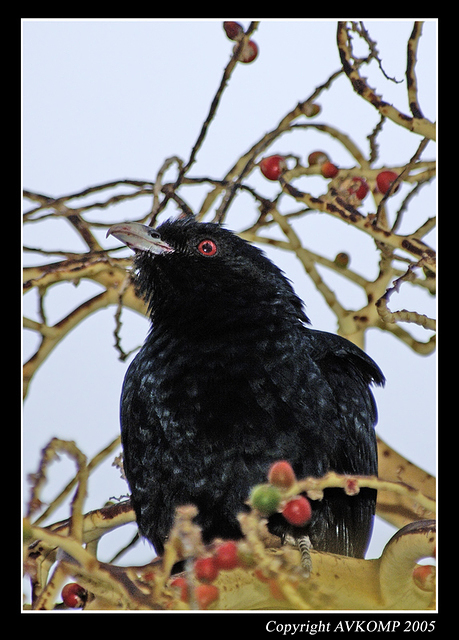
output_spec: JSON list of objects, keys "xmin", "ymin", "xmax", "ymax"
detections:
[
  {"xmin": 268, "ymin": 460, "xmax": 296, "ymax": 489},
  {"xmin": 321, "ymin": 161, "xmax": 339, "ymax": 178},
  {"xmin": 194, "ymin": 583, "xmax": 220, "ymax": 609}
]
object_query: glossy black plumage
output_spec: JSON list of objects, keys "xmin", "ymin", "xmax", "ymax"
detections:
[{"xmin": 109, "ymin": 217, "xmax": 384, "ymax": 558}]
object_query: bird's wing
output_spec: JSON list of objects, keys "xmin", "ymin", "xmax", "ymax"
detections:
[
  {"xmin": 298, "ymin": 329, "xmax": 384, "ymax": 557},
  {"xmin": 306, "ymin": 328, "xmax": 385, "ymax": 452}
]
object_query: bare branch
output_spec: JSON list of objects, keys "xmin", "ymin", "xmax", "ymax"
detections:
[
  {"xmin": 376, "ymin": 263, "xmax": 436, "ymax": 331},
  {"xmin": 406, "ymin": 22, "xmax": 425, "ymax": 119},
  {"xmin": 337, "ymin": 22, "xmax": 436, "ymax": 141},
  {"xmin": 279, "ymin": 177, "xmax": 436, "ymax": 272}
]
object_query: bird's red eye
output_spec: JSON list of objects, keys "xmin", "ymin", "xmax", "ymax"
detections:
[{"xmin": 197, "ymin": 239, "xmax": 218, "ymax": 257}]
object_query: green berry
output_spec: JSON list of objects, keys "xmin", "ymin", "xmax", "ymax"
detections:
[{"xmin": 250, "ymin": 484, "xmax": 282, "ymax": 515}]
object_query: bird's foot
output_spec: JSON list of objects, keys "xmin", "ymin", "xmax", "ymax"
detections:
[
  {"xmin": 296, "ymin": 535, "xmax": 312, "ymax": 577},
  {"xmin": 284, "ymin": 534, "xmax": 313, "ymax": 577}
]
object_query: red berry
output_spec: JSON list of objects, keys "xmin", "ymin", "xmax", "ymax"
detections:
[
  {"xmin": 194, "ymin": 556, "xmax": 219, "ymax": 583},
  {"xmin": 214, "ymin": 541, "xmax": 239, "ymax": 570},
  {"xmin": 321, "ymin": 161, "xmax": 339, "ymax": 179},
  {"xmin": 268, "ymin": 460, "xmax": 296, "ymax": 489},
  {"xmin": 61, "ymin": 582, "xmax": 88, "ymax": 608},
  {"xmin": 376, "ymin": 170, "xmax": 400, "ymax": 195},
  {"xmin": 308, "ymin": 150, "xmax": 329, "ymax": 166},
  {"xmin": 259, "ymin": 155, "xmax": 287, "ymax": 181},
  {"xmin": 194, "ymin": 583, "xmax": 220, "ymax": 609},
  {"xmin": 223, "ymin": 21, "xmax": 243, "ymax": 41},
  {"xmin": 235, "ymin": 40, "xmax": 258, "ymax": 63},
  {"xmin": 282, "ymin": 496, "xmax": 312, "ymax": 526},
  {"xmin": 250, "ymin": 484, "xmax": 282, "ymax": 515},
  {"xmin": 170, "ymin": 576, "xmax": 190, "ymax": 602},
  {"xmin": 348, "ymin": 177, "xmax": 369, "ymax": 200}
]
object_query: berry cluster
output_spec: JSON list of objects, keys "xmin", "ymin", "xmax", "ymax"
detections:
[
  {"xmin": 249, "ymin": 460, "xmax": 312, "ymax": 527},
  {"xmin": 170, "ymin": 540, "xmax": 241, "ymax": 609},
  {"xmin": 258, "ymin": 149, "xmax": 401, "ymax": 199},
  {"xmin": 223, "ymin": 21, "xmax": 258, "ymax": 63},
  {"xmin": 169, "ymin": 461, "xmax": 312, "ymax": 609}
]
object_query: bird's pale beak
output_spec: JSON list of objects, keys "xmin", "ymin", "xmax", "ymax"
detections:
[{"xmin": 106, "ymin": 222, "xmax": 174, "ymax": 255}]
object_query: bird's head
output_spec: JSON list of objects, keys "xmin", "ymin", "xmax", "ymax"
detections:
[{"xmin": 107, "ymin": 216, "xmax": 309, "ymax": 327}]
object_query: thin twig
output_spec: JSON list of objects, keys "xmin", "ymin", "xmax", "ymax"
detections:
[
  {"xmin": 155, "ymin": 22, "xmax": 260, "ymax": 221},
  {"xmin": 337, "ymin": 21, "xmax": 436, "ymax": 141},
  {"xmin": 406, "ymin": 22, "xmax": 425, "ymax": 119}
]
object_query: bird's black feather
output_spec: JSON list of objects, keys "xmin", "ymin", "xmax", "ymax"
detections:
[{"xmin": 117, "ymin": 217, "xmax": 384, "ymax": 558}]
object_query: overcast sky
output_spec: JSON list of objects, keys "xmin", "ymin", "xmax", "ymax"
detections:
[{"xmin": 22, "ymin": 19, "xmax": 436, "ymax": 567}]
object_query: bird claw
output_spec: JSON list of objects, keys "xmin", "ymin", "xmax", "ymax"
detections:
[
  {"xmin": 284, "ymin": 534, "xmax": 313, "ymax": 577},
  {"xmin": 297, "ymin": 535, "xmax": 313, "ymax": 577}
]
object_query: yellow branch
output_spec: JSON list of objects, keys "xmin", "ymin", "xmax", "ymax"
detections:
[
  {"xmin": 279, "ymin": 178, "xmax": 436, "ymax": 272},
  {"xmin": 337, "ymin": 22, "xmax": 436, "ymax": 141}
]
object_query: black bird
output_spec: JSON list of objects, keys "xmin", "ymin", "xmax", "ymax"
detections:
[{"xmin": 107, "ymin": 217, "xmax": 384, "ymax": 562}]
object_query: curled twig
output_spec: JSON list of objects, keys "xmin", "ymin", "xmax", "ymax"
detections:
[
  {"xmin": 376, "ymin": 264, "xmax": 436, "ymax": 332},
  {"xmin": 33, "ymin": 435, "xmax": 122, "ymax": 527},
  {"xmin": 337, "ymin": 21, "xmax": 436, "ymax": 141},
  {"xmin": 27, "ymin": 438, "xmax": 88, "ymax": 542}
]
